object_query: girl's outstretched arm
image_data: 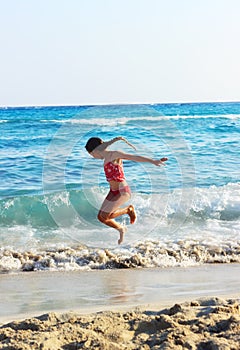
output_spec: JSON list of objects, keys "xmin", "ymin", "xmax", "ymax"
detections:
[{"xmin": 111, "ymin": 151, "xmax": 168, "ymax": 166}]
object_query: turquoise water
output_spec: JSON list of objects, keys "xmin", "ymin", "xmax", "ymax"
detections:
[{"xmin": 0, "ymin": 103, "xmax": 239, "ymax": 272}]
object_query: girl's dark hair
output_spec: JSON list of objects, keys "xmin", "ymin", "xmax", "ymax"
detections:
[{"xmin": 85, "ymin": 137, "xmax": 103, "ymax": 152}]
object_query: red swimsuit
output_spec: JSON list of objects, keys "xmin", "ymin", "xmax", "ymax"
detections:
[
  {"xmin": 104, "ymin": 160, "xmax": 125, "ymax": 182},
  {"xmin": 104, "ymin": 160, "xmax": 131, "ymax": 197}
]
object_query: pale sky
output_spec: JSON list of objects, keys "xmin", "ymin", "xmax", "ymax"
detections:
[{"xmin": 1, "ymin": 0, "xmax": 240, "ymax": 106}]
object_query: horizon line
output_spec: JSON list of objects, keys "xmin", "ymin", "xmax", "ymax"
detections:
[{"xmin": 1, "ymin": 99, "xmax": 240, "ymax": 109}]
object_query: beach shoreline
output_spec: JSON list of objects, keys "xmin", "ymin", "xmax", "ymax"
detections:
[{"xmin": 0, "ymin": 263, "xmax": 239, "ymax": 323}]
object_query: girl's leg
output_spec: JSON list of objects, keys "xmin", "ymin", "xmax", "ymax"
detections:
[
  {"xmin": 98, "ymin": 192, "xmax": 135, "ymax": 244},
  {"xmin": 109, "ymin": 205, "xmax": 136, "ymax": 224}
]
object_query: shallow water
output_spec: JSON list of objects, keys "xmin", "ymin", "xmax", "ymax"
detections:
[{"xmin": 1, "ymin": 264, "xmax": 240, "ymax": 321}]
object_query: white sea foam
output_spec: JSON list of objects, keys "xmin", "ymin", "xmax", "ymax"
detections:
[
  {"xmin": 40, "ymin": 114, "xmax": 240, "ymax": 126},
  {"xmin": 0, "ymin": 237, "xmax": 239, "ymax": 273}
]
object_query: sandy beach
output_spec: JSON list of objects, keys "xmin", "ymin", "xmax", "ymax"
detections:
[
  {"xmin": 0, "ymin": 298, "xmax": 239, "ymax": 349},
  {"xmin": 0, "ymin": 264, "xmax": 240, "ymax": 349}
]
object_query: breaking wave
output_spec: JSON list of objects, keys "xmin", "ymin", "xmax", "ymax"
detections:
[{"xmin": 0, "ymin": 183, "xmax": 239, "ymax": 229}]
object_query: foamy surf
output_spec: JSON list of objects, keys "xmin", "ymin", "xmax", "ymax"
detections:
[{"xmin": 0, "ymin": 239, "xmax": 239, "ymax": 273}]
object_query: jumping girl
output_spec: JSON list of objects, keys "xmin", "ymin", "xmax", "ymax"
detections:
[{"xmin": 85, "ymin": 136, "xmax": 168, "ymax": 244}]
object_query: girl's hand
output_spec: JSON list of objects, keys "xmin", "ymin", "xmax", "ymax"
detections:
[{"xmin": 153, "ymin": 158, "xmax": 168, "ymax": 166}]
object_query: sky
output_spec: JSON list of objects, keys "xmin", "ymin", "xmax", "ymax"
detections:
[{"xmin": 1, "ymin": 0, "xmax": 240, "ymax": 106}]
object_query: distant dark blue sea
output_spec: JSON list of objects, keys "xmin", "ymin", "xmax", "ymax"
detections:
[{"xmin": 0, "ymin": 102, "xmax": 239, "ymax": 272}]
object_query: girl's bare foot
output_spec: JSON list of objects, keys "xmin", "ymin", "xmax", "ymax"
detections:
[
  {"xmin": 128, "ymin": 205, "xmax": 137, "ymax": 224},
  {"xmin": 118, "ymin": 226, "xmax": 127, "ymax": 245}
]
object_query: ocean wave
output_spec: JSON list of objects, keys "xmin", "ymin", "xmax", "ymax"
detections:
[
  {"xmin": 0, "ymin": 189, "xmax": 98, "ymax": 228},
  {"xmin": 2, "ymin": 113, "xmax": 239, "ymax": 127},
  {"xmin": 0, "ymin": 183, "xmax": 239, "ymax": 229},
  {"xmin": 0, "ymin": 239, "xmax": 239, "ymax": 273},
  {"xmin": 39, "ymin": 114, "xmax": 240, "ymax": 126},
  {"xmin": 41, "ymin": 117, "xmax": 130, "ymax": 126}
]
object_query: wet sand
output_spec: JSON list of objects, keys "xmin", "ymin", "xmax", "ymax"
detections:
[{"xmin": 0, "ymin": 264, "xmax": 239, "ymax": 349}]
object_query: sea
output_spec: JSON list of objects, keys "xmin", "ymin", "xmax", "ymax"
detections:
[{"xmin": 0, "ymin": 102, "xmax": 239, "ymax": 273}]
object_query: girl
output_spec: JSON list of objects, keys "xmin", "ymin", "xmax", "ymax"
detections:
[{"xmin": 85, "ymin": 136, "xmax": 168, "ymax": 244}]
